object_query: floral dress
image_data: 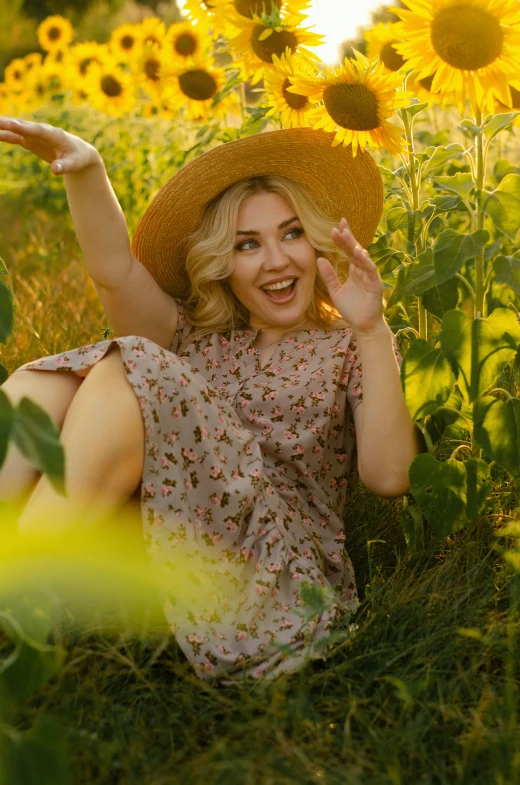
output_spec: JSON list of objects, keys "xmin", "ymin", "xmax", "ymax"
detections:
[{"xmin": 17, "ymin": 299, "xmax": 402, "ymax": 684}]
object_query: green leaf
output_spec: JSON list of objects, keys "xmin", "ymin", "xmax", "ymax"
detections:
[
  {"xmin": 0, "ymin": 255, "xmax": 8, "ymax": 275},
  {"xmin": 0, "ymin": 363, "xmax": 8, "ymax": 385},
  {"xmin": 0, "ymin": 716, "xmax": 70, "ymax": 785},
  {"xmin": 386, "ymin": 229, "xmax": 488, "ymax": 305},
  {"xmin": 480, "ymin": 173, "xmax": 520, "ymax": 240},
  {"xmin": 434, "ymin": 172, "xmax": 475, "ymax": 202},
  {"xmin": 425, "ymin": 386, "xmax": 463, "ymax": 443},
  {"xmin": 474, "ymin": 396, "xmax": 520, "ymax": 480},
  {"xmin": 401, "ymin": 338, "xmax": 456, "ymax": 420},
  {"xmin": 0, "ymin": 585, "xmax": 56, "ymax": 645},
  {"xmin": 458, "ymin": 119, "xmax": 485, "ymax": 138},
  {"xmin": 492, "ymin": 255, "xmax": 520, "ymax": 295},
  {"xmin": 401, "ymin": 496, "xmax": 425, "ymax": 554},
  {"xmin": 0, "ymin": 638, "xmax": 64, "ymax": 703},
  {"xmin": 386, "ymin": 207, "xmax": 423, "ymax": 242},
  {"xmin": 464, "ymin": 458, "xmax": 492, "ymax": 521},
  {"xmin": 401, "ymin": 100, "xmax": 429, "ymax": 120},
  {"xmin": 422, "ymin": 144, "xmax": 465, "ymax": 176},
  {"xmin": 440, "ymin": 309, "xmax": 520, "ymax": 403},
  {"xmin": 0, "ymin": 389, "xmax": 14, "ymax": 471},
  {"xmin": 430, "ymin": 194, "xmax": 466, "ymax": 213},
  {"xmin": 367, "ymin": 236, "xmax": 406, "ymax": 277},
  {"xmin": 422, "ymin": 277, "xmax": 459, "ymax": 320},
  {"xmin": 0, "ymin": 279, "xmax": 14, "ymax": 344},
  {"xmin": 12, "ymin": 397, "xmax": 66, "ymax": 496},
  {"xmin": 483, "ymin": 112, "xmax": 519, "ymax": 143},
  {"xmin": 409, "ymin": 454, "xmax": 467, "ymax": 538},
  {"xmin": 494, "ymin": 159, "xmax": 520, "ymax": 182}
]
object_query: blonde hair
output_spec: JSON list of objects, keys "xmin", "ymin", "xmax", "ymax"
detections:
[{"xmin": 182, "ymin": 175, "xmax": 352, "ymax": 339}]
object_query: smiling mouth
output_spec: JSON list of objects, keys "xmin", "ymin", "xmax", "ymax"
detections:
[{"xmin": 261, "ymin": 279, "xmax": 298, "ymax": 301}]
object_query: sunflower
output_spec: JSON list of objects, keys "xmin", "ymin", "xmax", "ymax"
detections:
[
  {"xmin": 288, "ymin": 50, "xmax": 411, "ymax": 156},
  {"xmin": 139, "ymin": 16, "xmax": 167, "ymax": 49},
  {"xmin": 37, "ymin": 15, "xmax": 74, "ymax": 53},
  {"xmin": 225, "ymin": 6, "xmax": 324, "ymax": 85},
  {"xmin": 109, "ymin": 23, "xmax": 144, "ymax": 63},
  {"xmin": 161, "ymin": 58, "xmax": 238, "ymax": 120},
  {"xmin": 364, "ymin": 22, "xmax": 406, "ymax": 74},
  {"xmin": 66, "ymin": 42, "xmax": 112, "ymax": 79},
  {"xmin": 391, "ymin": 0, "xmax": 520, "ymax": 114},
  {"xmin": 124, "ymin": 41, "xmax": 163, "ymax": 99},
  {"xmin": 263, "ymin": 47, "xmax": 314, "ymax": 127},
  {"xmin": 81, "ymin": 59, "xmax": 137, "ymax": 117},
  {"xmin": 3, "ymin": 58, "xmax": 27, "ymax": 93},
  {"xmin": 163, "ymin": 20, "xmax": 211, "ymax": 67}
]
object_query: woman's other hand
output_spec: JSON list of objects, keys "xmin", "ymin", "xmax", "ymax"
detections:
[{"xmin": 0, "ymin": 116, "xmax": 101, "ymax": 176}]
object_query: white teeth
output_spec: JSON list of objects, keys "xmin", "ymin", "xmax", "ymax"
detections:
[{"xmin": 262, "ymin": 278, "xmax": 296, "ymax": 292}]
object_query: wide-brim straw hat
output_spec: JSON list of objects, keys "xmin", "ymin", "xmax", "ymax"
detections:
[{"xmin": 131, "ymin": 127, "xmax": 383, "ymax": 300}]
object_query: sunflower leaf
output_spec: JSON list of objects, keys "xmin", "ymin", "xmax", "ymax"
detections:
[
  {"xmin": 483, "ymin": 112, "xmax": 519, "ymax": 144},
  {"xmin": 401, "ymin": 338, "xmax": 456, "ymax": 421},
  {"xmin": 479, "ymin": 174, "xmax": 520, "ymax": 241},
  {"xmin": 422, "ymin": 144, "xmax": 465, "ymax": 176},
  {"xmin": 492, "ymin": 255, "xmax": 520, "ymax": 294}
]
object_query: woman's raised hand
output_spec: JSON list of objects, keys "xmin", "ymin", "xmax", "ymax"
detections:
[{"xmin": 0, "ymin": 116, "xmax": 100, "ymax": 176}]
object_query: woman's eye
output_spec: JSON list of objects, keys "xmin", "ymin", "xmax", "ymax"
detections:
[{"xmin": 235, "ymin": 227, "xmax": 303, "ymax": 251}]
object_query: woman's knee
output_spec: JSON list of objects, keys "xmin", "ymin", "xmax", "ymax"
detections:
[{"xmin": 3, "ymin": 369, "xmax": 83, "ymax": 429}]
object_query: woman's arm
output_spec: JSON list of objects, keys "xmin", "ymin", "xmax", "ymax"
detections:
[
  {"xmin": 0, "ymin": 117, "xmax": 133, "ymax": 290},
  {"xmin": 352, "ymin": 322, "xmax": 423, "ymax": 498}
]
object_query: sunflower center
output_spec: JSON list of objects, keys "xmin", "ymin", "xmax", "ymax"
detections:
[
  {"xmin": 379, "ymin": 41, "xmax": 405, "ymax": 72},
  {"xmin": 323, "ymin": 83, "xmax": 379, "ymax": 131},
  {"xmin": 145, "ymin": 57, "xmax": 160, "ymax": 80},
  {"xmin": 430, "ymin": 5, "xmax": 504, "ymax": 71},
  {"xmin": 178, "ymin": 69, "xmax": 217, "ymax": 100},
  {"xmin": 282, "ymin": 78, "xmax": 308, "ymax": 109},
  {"xmin": 175, "ymin": 33, "xmax": 197, "ymax": 57},
  {"xmin": 419, "ymin": 73, "xmax": 435, "ymax": 91},
  {"xmin": 79, "ymin": 57, "xmax": 95, "ymax": 75},
  {"xmin": 234, "ymin": 0, "xmax": 282, "ymax": 18},
  {"xmin": 251, "ymin": 25, "xmax": 298, "ymax": 63},
  {"xmin": 101, "ymin": 75, "xmax": 123, "ymax": 98},
  {"xmin": 121, "ymin": 35, "xmax": 136, "ymax": 51},
  {"xmin": 48, "ymin": 26, "xmax": 61, "ymax": 41}
]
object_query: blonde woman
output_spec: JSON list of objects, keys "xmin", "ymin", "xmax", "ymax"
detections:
[{"xmin": 0, "ymin": 117, "xmax": 423, "ymax": 683}]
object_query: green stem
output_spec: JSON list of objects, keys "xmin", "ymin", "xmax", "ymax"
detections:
[
  {"xmin": 474, "ymin": 108, "xmax": 485, "ymax": 318},
  {"xmin": 400, "ymin": 108, "xmax": 428, "ymax": 341}
]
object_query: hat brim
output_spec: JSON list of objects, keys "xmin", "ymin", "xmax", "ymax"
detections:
[{"xmin": 131, "ymin": 127, "xmax": 383, "ymax": 300}]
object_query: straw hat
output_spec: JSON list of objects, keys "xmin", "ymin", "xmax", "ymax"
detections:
[{"xmin": 131, "ymin": 127, "xmax": 383, "ymax": 300}]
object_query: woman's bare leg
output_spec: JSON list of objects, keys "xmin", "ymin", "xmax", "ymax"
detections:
[
  {"xmin": 0, "ymin": 369, "xmax": 84, "ymax": 511},
  {"xmin": 16, "ymin": 347, "xmax": 146, "ymax": 536}
]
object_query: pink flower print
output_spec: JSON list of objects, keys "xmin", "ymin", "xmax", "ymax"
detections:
[
  {"xmin": 194, "ymin": 518, "xmax": 203, "ymax": 533},
  {"xmin": 266, "ymin": 562, "xmax": 282, "ymax": 573},
  {"xmin": 200, "ymin": 659, "xmax": 215, "ymax": 673},
  {"xmin": 337, "ymin": 454, "xmax": 347, "ymax": 464},
  {"xmin": 291, "ymin": 572, "xmax": 303, "ymax": 581},
  {"xmin": 210, "ymin": 494, "xmax": 223, "ymax": 506},
  {"xmin": 255, "ymin": 584, "xmax": 268, "ymax": 596},
  {"xmin": 280, "ymin": 483, "xmax": 290, "ymax": 492},
  {"xmin": 249, "ymin": 468, "xmax": 261, "ymax": 478},
  {"xmin": 214, "ymin": 427, "xmax": 225, "ymax": 440},
  {"xmin": 309, "ymin": 493, "xmax": 318, "ymax": 503},
  {"xmin": 172, "ymin": 406, "xmax": 182, "ymax": 419},
  {"xmin": 297, "ymin": 361, "xmax": 308, "ymax": 370},
  {"xmin": 231, "ymin": 363, "xmax": 239, "ymax": 373},
  {"xmin": 231, "ymin": 471, "xmax": 241, "ymax": 481},
  {"xmin": 218, "ymin": 414, "xmax": 227, "ymax": 423},
  {"xmin": 220, "ymin": 338, "xmax": 230, "ymax": 348},
  {"xmin": 313, "ymin": 446, "xmax": 322, "ymax": 454},
  {"xmin": 247, "ymin": 412, "xmax": 255, "ymax": 423},
  {"xmin": 330, "ymin": 551, "xmax": 342, "ymax": 561},
  {"xmin": 185, "ymin": 478, "xmax": 193, "ymax": 491},
  {"xmin": 127, "ymin": 361, "xmax": 137, "ymax": 372},
  {"xmin": 311, "ymin": 391, "xmax": 325, "ymax": 401},
  {"xmin": 273, "ymin": 406, "xmax": 283, "ymax": 417},
  {"xmin": 262, "ymin": 426, "xmax": 273, "ymax": 437},
  {"xmin": 151, "ymin": 442, "xmax": 159, "ymax": 459},
  {"xmin": 253, "ymin": 668, "xmax": 265, "ymax": 678},
  {"xmin": 158, "ymin": 387, "xmax": 167, "ymax": 403},
  {"xmin": 200, "ymin": 425, "xmax": 210, "ymax": 439},
  {"xmin": 183, "ymin": 448, "xmax": 197, "ymax": 462},
  {"xmin": 195, "ymin": 506, "xmax": 208, "ymax": 516},
  {"xmin": 236, "ymin": 630, "xmax": 248, "ymax": 642},
  {"xmin": 133, "ymin": 349, "xmax": 146, "ymax": 358},
  {"xmin": 272, "ymin": 365, "xmax": 282, "ymax": 374},
  {"xmin": 165, "ymin": 432, "xmax": 178, "ymax": 446},
  {"xmin": 265, "ymin": 485, "xmax": 274, "ymax": 496},
  {"xmin": 226, "ymin": 519, "xmax": 238, "ymax": 532},
  {"xmin": 264, "ymin": 390, "xmax": 278, "ymax": 400},
  {"xmin": 292, "ymin": 405, "xmax": 306, "ymax": 415},
  {"xmin": 293, "ymin": 444, "xmax": 305, "ymax": 455},
  {"xmin": 269, "ymin": 533, "xmax": 279, "ymax": 544},
  {"xmin": 54, "ymin": 357, "xmax": 68, "ymax": 367},
  {"xmin": 281, "ymin": 617, "xmax": 294, "ymax": 630},
  {"xmin": 210, "ymin": 532, "xmax": 223, "ymax": 545},
  {"xmin": 329, "ymin": 478, "xmax": 338, "ymax": 490},
  {"xmin": 210, "ymin": 464, "xmax": 222, "ymax": 478},
  {"xmin": 161, "ymin": 486, "xmax": 172, "ymax": 497},
  {"xmin": 284, "ymin": 430, "xmax": 297, "ymax": 440},
  {"xmin": 202, "ymin": 347, "xmax": 211, "ymax": 357},
  {"xmin": 144, "ymin": 483, "xmax": 155, "ymax": 497}
]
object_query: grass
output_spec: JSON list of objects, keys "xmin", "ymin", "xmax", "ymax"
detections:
[{"xmin": 1, "ymin": 142, "xmax": 520, "ymax": 785}]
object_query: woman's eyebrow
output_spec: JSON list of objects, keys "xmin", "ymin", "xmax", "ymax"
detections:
[{"xmin": 236, "ymin": 216, "xmax": 300, "ymax": 236}]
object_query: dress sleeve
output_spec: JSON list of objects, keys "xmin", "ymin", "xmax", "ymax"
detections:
[
  {"xmin": 168, "ymin": 298, "xmax": 194, "ymax": 355},
  {"xmin": 346, "ymin": 328, "xmax": 403, "ymax": 414}
]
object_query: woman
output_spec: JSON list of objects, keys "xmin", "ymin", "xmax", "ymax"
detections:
[{"xmin": 0, "ymin": 117, "xmax": 422, "ymax": 683}]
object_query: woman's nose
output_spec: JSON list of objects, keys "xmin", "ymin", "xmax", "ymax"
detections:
[{"xmin": 263, "ymin": 242, "xmax": 290, "ymax": 268}]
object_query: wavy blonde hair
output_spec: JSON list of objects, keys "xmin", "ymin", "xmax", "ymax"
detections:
[{"xmin": 182, "ymin": 175, "xmax": 352, "ymax": 339}]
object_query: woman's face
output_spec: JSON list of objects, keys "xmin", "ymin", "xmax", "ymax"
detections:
[{"xmin": 228, "ymin": 191, "xmax": 318, "ymax": 332}]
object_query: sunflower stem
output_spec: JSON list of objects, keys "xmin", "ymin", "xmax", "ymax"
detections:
[
  {"xmin": 474, "ymin": 107, "xmax": 486, "ymax": 319},
  {"xmin": 400, "ymin": 107, "xmax": 427, "ymax": 341}
]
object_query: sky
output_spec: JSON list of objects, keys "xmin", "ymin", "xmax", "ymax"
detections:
[{"xmin": 177, "ymin": 1, "xmax": 392, "ymax": 64}]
